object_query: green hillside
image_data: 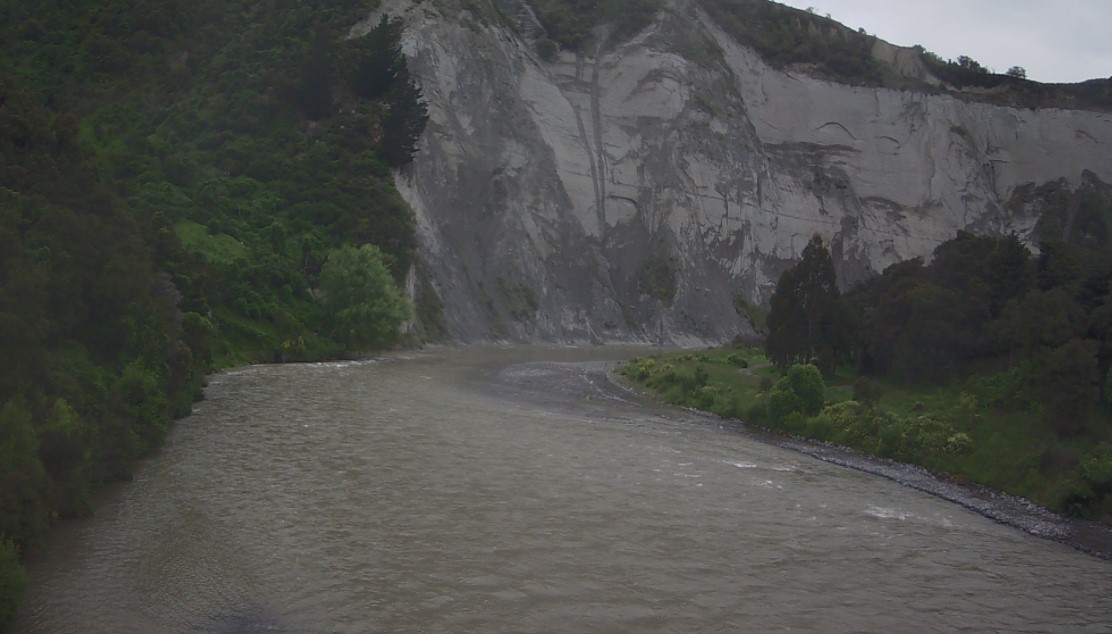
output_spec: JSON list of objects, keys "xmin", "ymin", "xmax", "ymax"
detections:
[{"xmin": 0, "ymin": 0, "xmax": 434, "ymax": 624}]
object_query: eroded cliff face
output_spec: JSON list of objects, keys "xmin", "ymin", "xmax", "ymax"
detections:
[{"xmin": 360, "ymin": 0, "xmax": 1112, "ymax": 344}]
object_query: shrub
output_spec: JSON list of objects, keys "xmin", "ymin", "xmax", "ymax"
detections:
[
  {"xmin": 536, "ymin": 38, "xmax": 557, "ymax": 61},
  {"xmin": 695, "ymin": 385, "xmax": 719, "ymax": 409},
  {"xmin": 1065, "ymin": 450, "xmax": 1112, "ymax": 520},
  {"xmin": 786, "ymin": 364, "xmax": 825, "ymax": 416},
  {"xmin": 832, "ymin": 405, "xmax": 884, "ymax": 454},
  {"xmin": 653, "ymin": 366, "xmax": 697, "ymax": 392},
  {"xmin": 877, "ymin": 415, "xmax": 958, "ymax": 463},
  {"xmin": 726, "ymin": 353, "xmax": 749, "ymax": 368},
  {"xmin": 767, "ymin": 384, "xmax": 803, "ymax": 422},
  {"xmin": 964, "ymin": 365, "xmax": 1035, "ymax": 412},
  {"xmin": 746, "ymin": 400, "xmax": 769, "ymax": 425},
  {"xmin": 782, "ymin": 411, "xmax": 808, "ymax": 435},
  {"xmin": 805, "ymin": 412, "xmax": 834, "ymax": 440},
  {"xmin": 693, "ymin": 365, "xmax": 709, "ymax": 388},
  {"xmin": 946, "ymin": 432, "xmax": 974, "ymax": 454},
  {"xmin": 639, "ymin": 255, "xmax": 677, "ymax": 306},
  {"xmin": 621, "ymin": 357, "xmax": 659, "ymax": 382}
]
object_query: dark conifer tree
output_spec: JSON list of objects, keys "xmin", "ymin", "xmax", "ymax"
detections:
[
  {"xmin": 296, "ymin": 29, "xmax": 335, "ymax": 120},
  {"xmin": 765, "ymin": 235, "xmax": 852, "ymax": 375},
  {"xmin": 350, "ymin": 15, "xmax": 403, "ymax": 100},
  {"xmin": 381, "ymin": 64, "xmax": 429, "ymax": 167}
]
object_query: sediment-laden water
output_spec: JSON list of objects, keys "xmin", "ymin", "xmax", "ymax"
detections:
[{"xmin": 14, "ymin": 348, "xmax": 1111, "ymax": 633}]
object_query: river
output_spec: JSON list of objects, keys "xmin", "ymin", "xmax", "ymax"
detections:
[{"xmin": 13, "ymin": 347, "xmax": 1111, "ymax": 632}]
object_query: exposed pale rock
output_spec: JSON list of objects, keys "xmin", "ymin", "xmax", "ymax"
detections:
[{"xmin": 363, "ymin": 0, "xmax": 1112, "ymax": 344}]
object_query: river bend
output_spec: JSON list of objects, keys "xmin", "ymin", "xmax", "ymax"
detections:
[{"xmin": 14, "ymin": 347, "xmax": 1111, "ymax": 633}]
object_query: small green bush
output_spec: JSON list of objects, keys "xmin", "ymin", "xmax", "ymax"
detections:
[
  {"xmin": 695, "ymin": 385, "xmax": 719, "ymax": 409},
  {"xmin": 786, "ymin": 364, "xmax": 825, "ymax": 416},
  {"xmin": 946, "ymin": 432, "xmax": 974, "ymax": 454},
  {"xmin": 805, "ymin": 412, "xmax": 834, "ymax": 440},
  {"xmin": 767, "ymin": 385, "xmax": 803, "ymax": 422},
  {"xmin": 726, "ymin": 353, "xmax": 749, "ymax": 368}
]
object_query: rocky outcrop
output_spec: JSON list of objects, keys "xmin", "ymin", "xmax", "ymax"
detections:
[{"xmin": 358, "ymin": 0, "xmax": 1112, "ymax": 344}]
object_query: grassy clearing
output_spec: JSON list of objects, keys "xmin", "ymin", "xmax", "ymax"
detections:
[
  {"xmin": 173, "ymin": 219, "xmax": 249, "ymax": 265},
  {"xmin": 618, "ymin": 347, "xmax": 1112, "ymax": 521}
]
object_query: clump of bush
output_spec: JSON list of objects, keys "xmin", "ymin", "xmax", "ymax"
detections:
[
  {"xmin": 747, "ymin": 370, "xmax": 971, "ymax": 465},
  {"xmin": 726, "ymin": 353, "xmax": 749, "ymax": 368},
  {"xmin": 1058, "ymin": 449, "xmax": 1112, "ymax": 520}
]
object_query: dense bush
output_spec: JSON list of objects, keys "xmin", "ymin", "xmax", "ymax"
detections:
[
  {"xmin": 319, "ymin": 245, "xmax": 412, "ymax": 349},
  {"xmin": 700, "ymin": 0, "xmax": 882, "ymax": 85},
  {"xmin": 0, "ymin": 1, "xmax": 433, "ymax": 625}
]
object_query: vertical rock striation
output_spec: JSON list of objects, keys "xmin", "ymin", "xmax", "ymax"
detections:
[{"xmin": 360, "ymin": 0, "xmax": 1112, "ymax": 344}]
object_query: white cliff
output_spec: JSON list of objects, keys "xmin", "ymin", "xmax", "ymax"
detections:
[{"xmin": 361, "ymin": 0, "xmax": 1112, "ymax": 343}]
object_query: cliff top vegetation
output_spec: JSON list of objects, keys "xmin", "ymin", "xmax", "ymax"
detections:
[{"xmin": 521, "ymin": 0, "xmax": 1112, "ymax": 111}]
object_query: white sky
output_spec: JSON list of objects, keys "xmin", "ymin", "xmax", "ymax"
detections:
[{"xmin": 776, "ymin": 0, "xmax": 1111, "ymax": 84}]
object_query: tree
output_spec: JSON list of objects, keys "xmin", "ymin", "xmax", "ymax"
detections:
[
  {"xmin": 1036, "ymin": 240, "xmax": 1082, "ymax": 291},
  {"xmin": 1005, "ymin": 66, "xmax": 1027, "ymax": 79},
  {"xmin": 380, "ymin": 65, "xmax": 429, "ymax": 167},
  {"xmin": 0, "ymin": 400, "xmax": 49, "ymax": 550},
  {"xmin": 765, "ymin": 235, "xmax": 853, "ymax": 375},
  {"xmin": 296, "ymin": 30, "xmax": 334, "ymax": 120},
  {"xmin": 786, "ymin": 364, "xmax": 825, "ymax": 415},
  {"xmin": 985, "ymin": 234, "xmax": 1034, "ymax": 317},
  {"xmin": 956, "ymin": 55, "xmax": 987, "ymax": 73},
  {"xmin": 318, "ymin": 245, "xmax": 411, "ymax": 349},
  {"xmin": 1037, "ymin": 338, "xmax": 1100, "ymax": 436},
  {"xmin": 849, "ymin": 258, "xmax": 925, "ymax": 375},
  {"xmin": 349, "ymin": 15, "xmax": 404, "ymax": 100},
  {"xmin": 890, "ymin": 280, "xmax": 968, "ymax": 382},
  {"xmin": 992, "ymin": 288, "xmax": 1086, "ymax": 359}
]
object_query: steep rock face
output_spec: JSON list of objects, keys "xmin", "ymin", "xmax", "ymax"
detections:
[{"xmin": 363, "ymin": 0, "xmax": 1112, "ymax": 344}]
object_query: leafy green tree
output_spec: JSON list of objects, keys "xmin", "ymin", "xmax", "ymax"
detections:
[
  {"xmin": 766, "ymin": 235, "xmax": 852, "ymax": 375},
  {"xmin": 0, "ymin": 205, "xmax": 49, "ymax": 403},
  {"xmin": 766, "ymin": 363, "xmax": 825, "ymax": 422},
  {"xmin": 985, "ymin": 234, "xmax": 1034, "ymax": 317},
  {"xmin": 0, "ymin": 400, "xmax": 49, "ymax": 550},
  {"xmin": 926, "ymin": 231, "xmax": 995, "ymax": 354},
  {"xmin": 956, "ymin": 55, "xmax": 987, "ymax": 73},
  {"xmin": 36, "ymin": 399, "xmax": 95, "ymax": 517},
  {"xmin": 296, "ymin": 30, "xmax": 335, "ymax": 120},
  {"xmin": 318, "ymin": 244, "xmax": 411, "ymax": 349},
  {"xmin": 1037, "ymin": 338, "xmax": 1100, "ymax": 436},
  {"xmin": 850, "ymin": 258, "xmax": 925, "ymax": 374},
  {"xmin": 992, "ymin": 288, "xmax": 1087, "ymax": 359},
  {"xmin": 889, "ymin": 281, "xmax": 969, "ymax": 382},
  {"xmin": 786, "ymin": 364, "xmax": 825, "ymax": 415}
]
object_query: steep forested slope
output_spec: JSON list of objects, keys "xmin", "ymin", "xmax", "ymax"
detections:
[{"xmin": 0, "ymin": 0, "xmax": 429, "ymax": 624}]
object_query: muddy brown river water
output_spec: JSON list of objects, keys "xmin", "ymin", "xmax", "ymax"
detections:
[{"xmin": 13, "ymin": 347, "xmax": 1112, "ymax": 632}]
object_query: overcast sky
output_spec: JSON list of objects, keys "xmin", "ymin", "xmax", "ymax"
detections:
[{"xmin": 776, "ymin": 0, "xmax": 1111, "ymax": 84}]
